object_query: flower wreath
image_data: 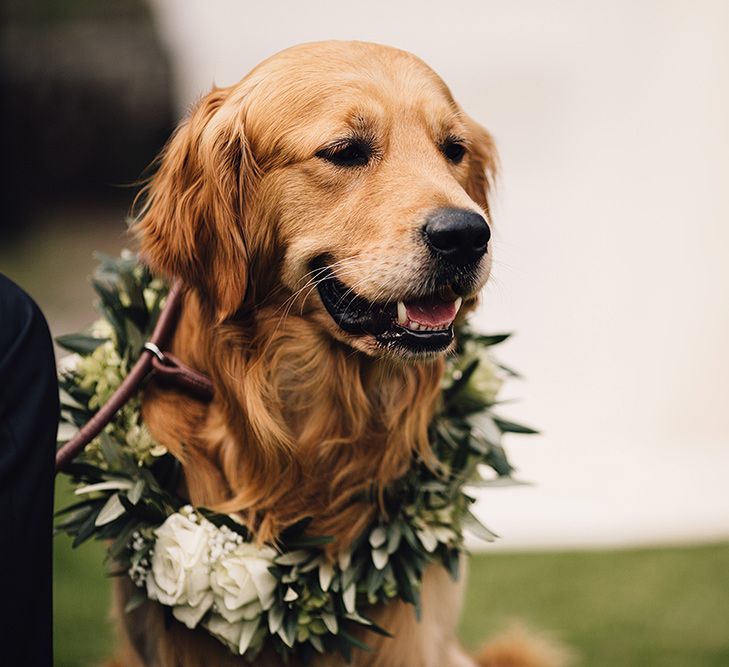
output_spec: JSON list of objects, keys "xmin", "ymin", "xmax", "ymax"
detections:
[{"xmin": 56, "ymin": 253, "xmax": 535, "ymax": 662}]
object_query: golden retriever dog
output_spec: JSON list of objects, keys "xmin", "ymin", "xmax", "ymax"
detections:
[{"xmin": 114, "ymin": 40, "xmax": 565, "ymax": 667}]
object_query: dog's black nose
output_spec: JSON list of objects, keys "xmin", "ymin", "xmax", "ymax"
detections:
[{"xmin": 423, "ymin": 208, "xmax": 491, "ymax": 266}]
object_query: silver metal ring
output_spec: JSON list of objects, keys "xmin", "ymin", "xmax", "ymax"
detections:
[{"xmin": 143, "ymin": 341, "xmax": 166, "ymax": 362}]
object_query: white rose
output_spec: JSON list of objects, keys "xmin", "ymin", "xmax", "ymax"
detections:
[
  {"xmin": 211, "ymin": 544, "xmax": 277, "ymax": 623},
  {"xmin": 146, "ymin": 513, "xmax": 214, "ymax": 628}
]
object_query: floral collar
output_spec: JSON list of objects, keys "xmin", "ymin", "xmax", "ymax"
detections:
[{"xmin": 56, "ymin": 252, "xmax": 535, "ymax": 662}]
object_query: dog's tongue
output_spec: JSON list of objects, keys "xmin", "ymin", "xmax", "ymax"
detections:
[{"xmin": 405, "ymin": 296, "xmax": 457, "ymax": 327}]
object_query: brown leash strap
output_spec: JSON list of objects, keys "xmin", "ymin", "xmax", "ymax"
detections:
[{"xmin": 55, "ymin": 281, "xmax": 214, "ymax": 473}]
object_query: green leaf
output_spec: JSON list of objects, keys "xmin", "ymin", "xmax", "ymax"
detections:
[
  {"xmin": 55, "ymin": 333, "xmax": 107, "ymax": 355},
  {"xmin": 467, "ymin": 433, "xmax": 492, "ymax": 455},
  {"xmin": 493, "ymin": 417, "xmax": 539, "ymax": 435},
  {"xmin": 338, "ymin": 629, "xmax": 373, "ymax": 653},
  {"xmin": 444, "ymin": 548, "xmax": 461, "ymax": 581},
  {"xmin": 274, "ymin": 550, "xmax": 311, "ymax": 566},
  {"xmin": 55, "ymin": 504, "xmax": 96, "ymax": 532},
  {"xmin": 484, "ymin": 443, "xmax": 515, "ymax": 477},
  {"xmin": 127, "ymin": 478, "xmax": 146, "ymax": 505},
  {"xmin": 321, "ymin": 612, "xmax": 338, "ymax": 635},
  {"xmin": 99, "ymin": 432, "xmax": 124, "ymax": 469},
  {"xmin": 357, "ymin": 615, "xmax": 393, "ymax": 638},
  {"xmin": 92, "ymin": 278, "xmax": 123, "ymax": 313},
  {"xmin": 95, "ymin": 494, "xmax": 127, "ymax": 527},
  {"xmin": 372, "ymin": 547, "xmax": 388, "ymax": 570},
  {"xmin": 286, "ymin": 534, "xmax": 334, "ymax": 548},
  {"xmin": 319, "ymin": 562, "xmax": 335, "ymax": 592},
  {"xmin": 443, "ymin": 359, "xmax": 479, "ymax": 401},
  {"xmin": 341, "ymin": 557, "xmax": 366, "ymax": 592},
  {"xmin": 471, "ymin": 332, "xmax": 512, "ymax": 346},
  {"xmin": 496, "ymin": 361, "xmax": 522, "ymax": 378},
  {"xmin": 268, "ymin": 604, "xmax": 284, "ymax": 635},
  {"xmin": 466, "ymin": 476, "xmax": 530, "ymax": 488},
  {"xmin": 463, "ymin": 510, "xmax": 498, "ymax": 542},
  {"xmin": 369, "ymin": 526, "xmax": 387, "ymax": 549},
  {"xmin": 366, "ymin": 564, "xmax": 386, "ymax": 598},
  {"xmin": 279, "ymin": 516, "xmax": 313, "ymax": 541},
  {"xmin": 434, "ymin": 420, "xmax": 463, "ymax": 450},
  {"xmin": 124, "ymin": 319, "xmax": 145, "ymax": 356},
  {"xmin": 72, "ymin": 505, "xmax": 104, "ymax": 547},
  {"xmin": 119, "ymin": 270, "xmax": 147, "ymax": 312},
  {"xmin": 309, "ymin": 633, "xmax": 325, "ymax": 653},
  {"xmin": 108, "ymin": 519, "xmax": 142, "ymax": 560},
  {"xmin": 392, "ymin": 561, "xmax": 417, "ymax": 606},
  {"xmin": 337, "ymin": 634, "xmax": 353, "ymax": 663},
  {"xmin": 98, "ymin": 302, "xmax": 126, "ymax": 350},
  {"xmin": 124, "ymin": 589, "xmax": 146, "ymax": 613},
  {"xmin": 400, "ymin": 520, "xmax": 421, "ymax": 552},
  {"xmin": 54, "ymin": 497, "xmax": 99, "ymax": 518},
  {"xmin": 238, "ymin": 618, "xmax": 260, "ymax": 655},
  {"xmin": 386, "ymin": 522, "xmax": 402, "ymax": 555},
  {"xmin": 277, "ymin": 624, "xmax": 294, "ymax": 648},
  {"xmin": 343, "ymin": 583, "xmax": 356, "ymax": 613}
]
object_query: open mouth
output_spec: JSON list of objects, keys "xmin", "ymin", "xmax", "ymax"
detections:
[{"xmin": 314, "ymin": 265, "xmax": 463, "ymax": 355}]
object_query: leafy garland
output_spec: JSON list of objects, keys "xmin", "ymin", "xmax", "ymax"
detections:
[{"xmin": 56, "ymin": 252, "xmax": 536, "ymax": 662}]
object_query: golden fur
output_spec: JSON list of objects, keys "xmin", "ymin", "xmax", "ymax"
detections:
[{"xmin": 113, "ymin": 41, "xmax": 567, "ymax": 667}]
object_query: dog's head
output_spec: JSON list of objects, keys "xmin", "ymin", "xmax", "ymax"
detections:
[{"xmin": 137, "ymin": 41, "xmax": 497, "ymax": 359}]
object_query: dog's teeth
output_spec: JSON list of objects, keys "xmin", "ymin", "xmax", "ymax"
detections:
[
  {"xmin": 410, "ymin": 322, "xmax": 420, "ymax": 330},
  {"xmin": 454, "ymin": 297, "xmax": 463, "ymax": 313},
  {"xmin": 397, "ymin": 301, "xmax": 407, "ymax": 325}
]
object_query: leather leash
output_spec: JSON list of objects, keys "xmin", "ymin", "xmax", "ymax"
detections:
[{"xmin": 55, "ymin": 280, "xmax": 214, "ymax": 472}]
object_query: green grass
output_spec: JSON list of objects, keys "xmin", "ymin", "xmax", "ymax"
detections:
[
  {"xmin": 54, "ymin": 480, "xmax": 113, "ymax": 667},
  {"xmin": 459, "ymin": 543, "xmax": 729, "ymax": 666},
  {"xmin": 54, "ymin": 472, "xmax": 729, "ymax": 667}
]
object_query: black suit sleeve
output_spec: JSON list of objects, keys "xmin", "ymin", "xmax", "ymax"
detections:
[{"xmin": 0, "ymin": 274, "xmax": 58, "ymax": 667}]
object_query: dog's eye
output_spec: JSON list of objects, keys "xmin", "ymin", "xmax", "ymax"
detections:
[
  {"xmin": 442, "ymin": 139, "xmax": 466, "ymax": 165},
  {"xmin": 316, "ymin": 140, "xmax": 371, "ymax": 168}
]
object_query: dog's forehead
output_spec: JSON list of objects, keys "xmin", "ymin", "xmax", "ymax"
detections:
[{"xmin": 242, "ymin": 42, "xmax": 459, "ymax": 156}]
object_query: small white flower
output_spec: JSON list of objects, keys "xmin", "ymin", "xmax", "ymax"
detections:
[
  {"xmin": 77, "ymin": 341, "xmax": 124, "ymax": 409},
  {"xmin": 57, "ymin": 353, "xmax": 81, "ymax": 375},
  {"xmin": 89, "ymin": 317, "xmax": 114, "ymax": 340},
  {"xmin": 467, "ymin": 343, "xmax": 504, "ymax": 404},
  {"xmin": 211, "ymin": 543, "xmax": 277, "ymax": 623},
  {"xmin": 143, "ymin": 287, "xmax": 158, "ymax": 311}
]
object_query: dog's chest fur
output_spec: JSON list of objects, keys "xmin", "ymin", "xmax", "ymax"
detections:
[
  {"xmin": 117, "ymin": 294, "xmax": 475, "ymax": 666},
  {"xmin": 142, "ymin": 293, "xmax": 443, "ymax": 546}
]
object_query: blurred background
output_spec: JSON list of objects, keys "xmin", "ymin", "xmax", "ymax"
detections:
[{"xmin": 1, "ymin": 0, "xmax": 727, "ymax": 665}]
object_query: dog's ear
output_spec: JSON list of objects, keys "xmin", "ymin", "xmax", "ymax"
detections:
[
  {"xmin": 135, "ymin": 87, "xmax": 257, "ymax": 321},
  {"xmin": 463, "ymin": 114, "xmax": 499, "ymax": 218}
]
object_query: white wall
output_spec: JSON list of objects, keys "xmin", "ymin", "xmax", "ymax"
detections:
[{"xmin": 149, "ymin": 0, "xmax": 729, "ymax": 548}]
